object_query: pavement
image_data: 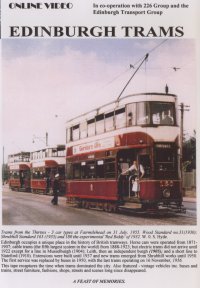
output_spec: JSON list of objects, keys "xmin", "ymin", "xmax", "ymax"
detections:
[
  {"xmin": 183, "ymin": 197, "xmax": 196, "ymax": 203},
  {"xmin": 183, "ymin": 189, "xmax": 196, "ymax": 203}
]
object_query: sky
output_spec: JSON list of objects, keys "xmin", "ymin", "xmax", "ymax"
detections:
[{"xmin": 2, "ymin": 38, "xmax": 196, "ymax": 160}]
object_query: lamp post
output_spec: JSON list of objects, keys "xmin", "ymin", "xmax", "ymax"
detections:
[
  {"xmin": 179, "ymin": 103, "xmax": 190, "ymax": 196},
  {"xmin": 179, "ymin": 103, "xmax": 190, "ymax": 174}
]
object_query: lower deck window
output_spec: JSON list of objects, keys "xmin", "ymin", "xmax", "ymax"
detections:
[
  {"xmin": 73, "ymin": 163, "xmax": 81, "ymax": 179},
  {"xmin": 105, "ymin": 159, "xmax": 116, "ymax": 178},
  {"xmin": 96, "ymin": 160, "xmax": 104, "ymax": 178},
  {"xmin": 87, "ymin": 161, "xmax": 95, "ymax": 178},
  {"xmin": 68, "ymin": 158, "xmax": 116, "ymax": 180},
  {"xmin": 155, "ymin": 148, "xmax": 177, "ymax": 179},
  {"xmin": 32, "ymin": 169, "xmax": 45, "ymax": 179},
  {"xmin": 10, "ymin": 171, "xmax": 19, "ymax": 179}
]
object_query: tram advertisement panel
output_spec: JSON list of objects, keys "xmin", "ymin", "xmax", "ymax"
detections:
[{"xmin": 1, "ymin": 1, "xmax": 199, "ymax": 288}]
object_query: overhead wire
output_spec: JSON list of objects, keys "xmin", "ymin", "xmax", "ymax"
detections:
[
  {"xmin": 101, "ymin": 67, "xmax": 130, "ymax": 88},
  {"xmin": 117, "ymin": 40, "xmax": 169, "ymax": 100},
  {"xmin": 102, "ymin": 39, "xmax": 168, "ymax": 93},
  {"xmin": 89, "ymin": 39, "xmax": 170, "ymax": 105}
]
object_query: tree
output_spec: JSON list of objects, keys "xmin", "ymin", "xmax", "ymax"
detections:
[{"xmin": 182, "ymin": 130, "xmax": 196, "ymax": 172}]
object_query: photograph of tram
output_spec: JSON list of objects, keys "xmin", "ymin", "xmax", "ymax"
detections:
[
  {"xmin": 65, "ymin": 91, "xmax": 184, "ymax": 212},
  {"xmin": 2, "ymin": 38, "xmax": 196, "ymax": 224}
]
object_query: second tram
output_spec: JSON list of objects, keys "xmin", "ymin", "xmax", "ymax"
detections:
[{"xmin": 30, "ymin": 145, "xmax": 66, "ymax": 194}]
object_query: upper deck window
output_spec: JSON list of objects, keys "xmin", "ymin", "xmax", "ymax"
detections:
[
  {"xmin": 52, "ymin": 148, "xmax": 58, "ymax": 157},
  {"xmin": 47, "ymin": 149, "xmax": 52, "ymax": 157},
  {"xmin": 32, "ymin": 152, "xmax": 37, "ymax": 160},
  {"xmin": 87, "ymin": 119, "xmax": 95, "ymax": 137},
  {"xmin": 73, "ymin": 124, "xmax": 80, "ymax": 141},
  {"xmin": 126, "ymin": 103, "xmax": 136, "ymax": 126},
  {"xmin": 66, "ymin": 128, "xmax": 72, "ymax": 143},
  {"xmin": 9, "ymin": 153, "xmax": 30, "ymax": 163},
  {"xmin": 105, "ymin": 111, "xmax": 114, "ymax": 132},
  {"xmin": 80, "ymin": 121, "xmax": 87, "ymax": 139},
  {"xmin": 96, "ymin": 114, "xmax": 105, "ymax": 134},
  {"xmin": 65, "ymin": 99, "xmax": 177, "ymax": 144},
  {"xmin": 42, "ymin": 150, "xmax": 45, "ymax": 158},
  {"xmin": 137, "ymin": 102, "xmax": 150, "ymax": 125},
  {"xmin": 36, "ymin": 150, "xmax": 43, "ymax": 159},
  {"xmin": 58, "ymin": 150, "xmax": 65, "ymax": 157},
  {"xmin": 14, "ymin": 155, "xmax": 18, "ymax": 162},
  {"xmin": 151, "ymin": 102, "xmax": 175, "ymax": 125},
  {"xmin": 115, "ymin": 108, "xmax": 126, "ymax": 129}
]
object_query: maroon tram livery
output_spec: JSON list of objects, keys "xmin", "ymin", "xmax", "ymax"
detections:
[
  {"xmin": 8, "ymin": 152, "xmax": 31, "ymax": 192},
  {"xmin": 65, "ymin": 92, "xmax": 185, "ymax": 212},
  {"xmin": 30, "ymin": 145, "xmax": 66, "ymax": 194}
]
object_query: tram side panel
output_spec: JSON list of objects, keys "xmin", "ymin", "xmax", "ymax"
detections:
[
  {"xmin": 9, "ymin": 178, "xmax": 20, "ymax": 191},
  {"xmin": 31, "ymin": 179, "xmax": 46, "ymax": 193},
  {"xmin": 67, "ymin": 180, "xmax": 118, "ymax": 201},
  {"xmin": 139, "ymin": 180, "xmax": 182, "ymax": 204},
  {"xmin": 65, "ymin": 143, "xmax": 183, "ymax": 211}
]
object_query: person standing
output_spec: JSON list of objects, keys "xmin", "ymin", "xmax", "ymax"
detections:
[
  {"xmin": 161, "ymin": 111, "xmax": 173, "ymax": 125},
  {"xmin": 122, "ymin": 160, "xmax": 144, "ymax": 197},
  {"xmin": 20, "ymin": 172, "xmax": 24, "ymax": 188},
  {"xmin": 51, "ymin": 173, "xmax": 60, "ymax": 205}
]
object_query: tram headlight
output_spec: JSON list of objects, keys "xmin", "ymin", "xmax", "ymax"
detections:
[{"xmin": 163, "ymin": 188, "xmax": 171, "ymax": 198}]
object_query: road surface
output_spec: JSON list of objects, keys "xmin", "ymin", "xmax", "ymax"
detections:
[{"xmin": 2, "ymin": 187, "xmax": 196, "ymax": 225}]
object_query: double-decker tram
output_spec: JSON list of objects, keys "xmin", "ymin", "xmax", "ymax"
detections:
[
  {"xmin": 30, "ymin": 145, "xmax": 66, "ymax": 194},
  {"xmin": 8, "ymin": 152, "xmax": 31, "ymax": 192},
  {"xmin": 65, "ymin": 92, "xmax": 185, "ymax": 213}
]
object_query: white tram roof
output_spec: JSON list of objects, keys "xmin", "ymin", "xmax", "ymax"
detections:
[
  {"xmin": 8, "ymin": 151, "xmax": 30, "ymax": 157},
  {"xmin": 66, "ymin": 92, "xmax": 177, "ymax": 128},
  {"xmin": 30, "ymin": 144, "xmax": 65, "ymax": 154}
]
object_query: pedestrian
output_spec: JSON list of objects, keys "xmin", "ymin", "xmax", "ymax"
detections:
[
  {"xmin": 20, "ymin": 172, "xmax": 24, "ymax": 188},
  {"xmin": 51, "ymin": 173, "xmax": 60, "ymax": 205}
]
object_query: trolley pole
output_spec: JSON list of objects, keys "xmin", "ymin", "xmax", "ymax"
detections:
[{"xmin": 117, "ymin": 53, "xmax": 149, "ymax": 102}]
